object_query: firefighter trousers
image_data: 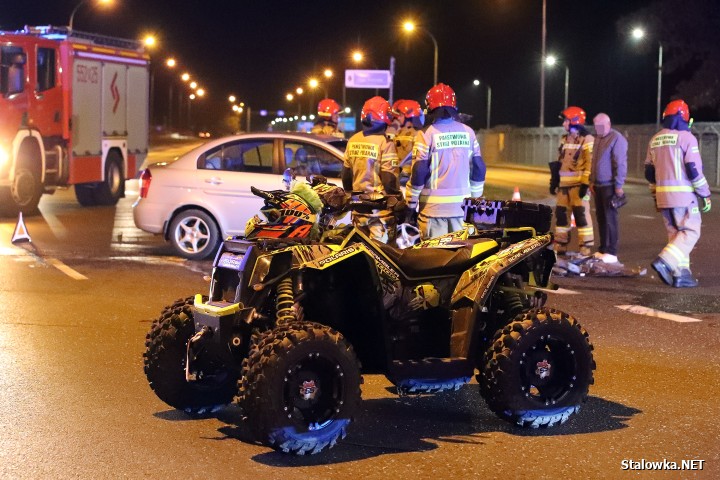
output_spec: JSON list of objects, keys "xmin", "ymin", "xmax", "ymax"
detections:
[
  {"xmin": 554, "ymin": 186, "xmax": 594, "ymax": 255},
  {"xmin": 658, "ymin": 201, "xmax": 702, "ymax": 274},
  {"xmin": 417, "ymin": 214, "xmax": 465, "ymax": 240},
  {"xmin": 352, "ymin": 210, "xmax": 396, "ymax": 244}
]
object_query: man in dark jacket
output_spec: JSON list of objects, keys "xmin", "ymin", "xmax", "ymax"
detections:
[{"xmin": 590, "ymin": 113, "xmax": 628, "ymax": 264}]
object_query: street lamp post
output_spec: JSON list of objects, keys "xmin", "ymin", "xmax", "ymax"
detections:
[
  {"xmin": 540, "ymin": 0, "xmax": 547, "ymax": 128},
  {"xmin": 473, "ymin": 79, "xmax": 492, "ymax": 130},
  {"xmin": 403, "ymin": 21, "xmax": 438, "ymax": 85},
  {"xmin": 68, "ymin": 0, "xmax": 113, "ymax": 30},
  {"xmin": 631, "ymin": 27, "xmax": 663, "ymax": 127},
  {"xmin": 545, "ymin": 55, "xmax": 570, "ymax": 110}
]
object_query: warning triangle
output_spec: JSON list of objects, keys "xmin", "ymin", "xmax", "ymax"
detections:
[{"xmin": 11, "ymin": 212, "xmax": 32, "ymax": 244}]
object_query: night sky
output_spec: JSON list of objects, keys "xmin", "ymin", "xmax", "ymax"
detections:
[{"xmin": 2, "ymin": 0, "xmax": 688, "ymax": 130}]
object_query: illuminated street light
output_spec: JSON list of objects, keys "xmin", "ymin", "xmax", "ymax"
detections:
[
  {"xmin": 142, "ymin": 35, "xmax": 156, "ymax": 48},
  {"xmin": 324, "ymin": 69, "xmax": 333, "ymax": 79},
  {"xmin": 402, "ymin": 20, "xmax": 438, "ymax": 85},
  {"xmin": 232, "ymin": 104, "xmax": 239, "ymax": 112},
  {"xmin": 545, "ymin": 55, "xmax": 569, "ymax": 109},
  {"xmin": 68, "ymin": 0, "xmax": 113, "ymax": 30},
  {"xmin": 196, "ymin": 88, "xmax": 205, "ymax": 97},
  {"xmin": 286, "ymin": 93, "xmax": 294, "ymax": 101},
  {"xmin": 352, "ymin": 50, "xmax": 363, "ymax": 63},
  {"xmin": 166, "ymin": 58, "xmax": 176, "ymax": 68},
  {"xmin": 181, "ymin": 73, "xmax": 190, "ymax": 82},
  {"xmin": 631, "ymin": 25, "xmax": 663, "ymax": 127},
  {"xmin": 308, "ymin": 78, "xmax": 319, "ymax": 89},
  {"xmin": 228, "ymin": 95, "xmax": 236, "ymax": 103},
  {"xmin": 472, "ymin": 78, "xmax": 492, "ymax": 129},
  {"xmin": 296, "ymin": 87, "xmax": 303, "ymax": 95},
  {"xmin": 189, "ymin": 93, "xmax": 196, "ymax": 100},
  {"xmin": 190, "ymin": 81, "xmax": 197, "ymax": 89}
]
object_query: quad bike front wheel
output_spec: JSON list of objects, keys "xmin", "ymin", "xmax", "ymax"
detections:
[
  {"xmin": 478, "ymin": 307, "xmax": 595, "ymax": 428},
  {"xmin": 241, "ymin": 322, "xmax": 362, "ymax": 455},
  {"xmin": 143, "ymin": 297, "xmax": 239, "ymax": 416}
]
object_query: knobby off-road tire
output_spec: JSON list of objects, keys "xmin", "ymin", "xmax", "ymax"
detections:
[
  {"xmin": 478, "ymin": 307, "xmax": 595, "ymax": 428},
  {"xmin": 242, "ymin": 322, "xmax": 362, "ymax": 455},
  {"xmin": 143, "ymin": 297, "xmax": 238, "ymax": 415}
]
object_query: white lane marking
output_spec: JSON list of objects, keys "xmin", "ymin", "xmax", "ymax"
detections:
[
  {"xmin": 42, "ymin": 212, "xmax": 68, "ymax": 239},
  {"xmin": 616, "ymin": 305, "xmax": 701, "ymax": 323},
  {"xmin": 46, "ymin": 258, "xmax": 88, "ymax": 280},
  {"xmin": 630, "ymin": 214, "xmax": 656, "ymax": 220},
  {"xmin": 544, "ymin": 287, "xmax": 582, "ymax": 295}
]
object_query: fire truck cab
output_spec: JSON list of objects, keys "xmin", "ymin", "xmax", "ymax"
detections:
[{"xmin": 0, "ymin": 26, "xmax": 149, "ymax": 215}]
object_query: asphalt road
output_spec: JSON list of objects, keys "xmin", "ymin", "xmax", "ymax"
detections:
[{"xmin": 0, "ymin": 145, "xmax": 718, "ymax": 479}]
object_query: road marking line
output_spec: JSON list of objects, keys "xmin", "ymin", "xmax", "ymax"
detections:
[
  {"xmin": 616, "ymin": 304, "xmax": 701, "ymax": 323},
  {"xmin": 630, "ymin": 214, "xmax": 656, "ymax": 220},
  {"xmin": 42, "ymin": 212, "xmax": 68, "ymax": 239},
  {"xmin": 47, "ymin": 258, "xmax": 88, "ymax": 280},
  {"xmin": 544, "ymin": 287, "xmax": 581, "ymax": 295}
]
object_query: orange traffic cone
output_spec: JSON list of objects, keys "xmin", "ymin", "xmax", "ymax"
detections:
[
  {"xmin": 570, "ymin": 213, "xmax": 576, "ymax": 228},
  {"xmin": 512, "ymin": 186, "xmax": 521, "ymax": 201},
  {"xmin": 11, "ymin": 212, "xmax": 32, "ymax": 244}
]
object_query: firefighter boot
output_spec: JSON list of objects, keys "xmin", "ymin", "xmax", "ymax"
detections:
[
  {"xmin": 673, "ymin": 269, "xmax": 698, "ymax": 288},
  {"xmin": 651, "ymin": 257, "xmax": 673, "ymax": 286}
]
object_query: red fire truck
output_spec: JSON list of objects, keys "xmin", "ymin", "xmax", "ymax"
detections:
[{"xmin": 0, "ymin": 26, "xmax": 149, "ymax": 215}]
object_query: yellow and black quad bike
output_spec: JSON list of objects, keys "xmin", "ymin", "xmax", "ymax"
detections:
[{"xmin": 144, "ymin": 191, "xmax": 596, "ymax": 455}]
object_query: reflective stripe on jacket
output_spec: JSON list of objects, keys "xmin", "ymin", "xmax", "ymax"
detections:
[
  {"xmin": 644, "ymin": 128, "xmax": 710, "ymax": 208},
  {"xmin": 343, "ymin": 131, "xmax": 399, "ymax": 193},
  {"xmin": 557, "ymin": 133, "xmax": 594, "ymax": 187}
]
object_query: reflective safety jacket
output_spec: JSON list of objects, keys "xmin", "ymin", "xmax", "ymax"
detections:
[
  {"xmin": 644, "ymin": 128, "xmax": 710, "ymax": 208},
  {"xmin": 395, "ymin": 124, "xmax": 418, "ymax": 175},
  {"xmin": 556, "ymin": 133, "xmax": 594, "ymax": 187},
  {"xmin": 343, "ymin": 131, "xmax": 399, "ymax": 193},
  {"xmin": 405, "ymin": 118, "xmax": 485, "ymax": 217},
  {"xmin": 311, "ymin": 120, "xmax": 344, "ymax": 138}
]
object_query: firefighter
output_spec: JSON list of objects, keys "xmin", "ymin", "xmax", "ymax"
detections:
[
  {"xmin": 342, "ymin": 96, "xmax": 400, "ymax": 243},
  {"xmin": 550, "ymin": 106, "xmax": 595, "ymax": 257},
  {"xmin": 386, "ymin": 99, "xmax": 405, "ymax": 140},
  {"xmin": 405, "ymin": 83, "xmax": 486, "ymax": 239},
  {"xmin": 646, "ymin": 100, "xmax": 711, "ymax": 288},
  {"xmin": 393, "ymin": 99, "xmax": 425, "ymax": 180},
  {"xmin": 311, "ymin": 98, "xmax": 344, "ymax": 138}
]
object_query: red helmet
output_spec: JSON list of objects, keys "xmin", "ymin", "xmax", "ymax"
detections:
[
  {"xmin": 394, "ymin": 99, "xmax": 423, "ymax": 118},
  {"xmin": 317, "ymin": 98, "xmax": 340, "ymax": 117},
  {"xmin": 663, "ymin": 99, "xmax": 690, "ymax": 122},
  {"xmin": 361, "ymin": 96, "xmax": 392, "ymax": 125},
  {"xmin": 560, "ymin": 106, "xmax": 587, "ymax": 126},
  {"xmin": 391, "ymin": 99, "xmax": 404, "ymax": 116},
  {"xmin": 425, "ymin": 83, "xmax": 457, "ymax": 110}
]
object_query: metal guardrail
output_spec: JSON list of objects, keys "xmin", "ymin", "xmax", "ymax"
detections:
[{"xmin": 479, "ymin": 123, "xmax": 720, "ymax": 188}]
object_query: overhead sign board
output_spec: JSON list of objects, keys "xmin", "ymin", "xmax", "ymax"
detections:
[{"xmin": 345, "ymin": 69, "xmax": 391, "ymax": 89}]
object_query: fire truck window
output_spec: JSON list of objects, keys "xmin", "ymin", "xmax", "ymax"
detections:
[
  {"xmin": 37, "ymin": 48, "xmax": 56, "ymax": 92},
  {"xmin": 1, "ymin": 47, "xmax": 26, "ymax": 95}
]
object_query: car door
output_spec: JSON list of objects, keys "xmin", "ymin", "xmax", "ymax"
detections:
[{"xmin": 196, "ymin": 138, "xmax": 281, "ymax": 236}]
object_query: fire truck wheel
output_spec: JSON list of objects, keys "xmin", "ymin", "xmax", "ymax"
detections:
[
  {"xmin": 74, "ymin": 184, "xmax": 97, "ymax": 206},
  {"xmin": 169, "ymin": 209, "xmax": 220, "ymax": 260},
  {"xmin": 10, "ymin": 167, "xmax": 42, "ymax": 215},
  {"xmin": 94, "ymin": 153, "xmax": 125, "ymax": 205},
  {"xmin": 143, "ymin": 298, "xmax": 239, "ymax": 416},
  {"xmin": 242, "ymin": 322, "xmax": 362, "ymax": 455},
  {"xmin": 478, "ymin": 307, "xmax": 595, "ymax": 428}
]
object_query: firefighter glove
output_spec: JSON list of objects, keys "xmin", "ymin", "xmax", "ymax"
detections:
[
  {"xmin": 701, "ymin": 197, "xmax": 711, "ymax": 213},
  {"xmin": 549, "ymin": 183, "xmax": 558, "ymax": 196},
  {"xmin": 578, "ymin": 184, "xmax": 589, "ymax": 199}
]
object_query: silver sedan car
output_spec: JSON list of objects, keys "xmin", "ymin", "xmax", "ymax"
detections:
[{"xmin": 133, "ymin": 132, "xmax": 347, "ymax": 259}]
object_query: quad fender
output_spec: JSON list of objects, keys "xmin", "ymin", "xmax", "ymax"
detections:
[{"xmin": 448, "ymin": 234, "xmax": 553, "ymax": 358}]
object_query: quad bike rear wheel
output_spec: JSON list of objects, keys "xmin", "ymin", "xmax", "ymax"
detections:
[
  {"xmin": 478, "ymin": 307, "xmax": 595, "ymax": 428},
  {"xmin": 241, "ymin": 322, "xmax": 362, "ymax": 455},
  {"xmin": 143, "ymin": 297, "xmax": 238, "ymax": 416}
]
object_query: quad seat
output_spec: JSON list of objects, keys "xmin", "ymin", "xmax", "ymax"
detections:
[{"xmin": 374, "ymin": 238, "xmax": 499, "ymax": 277}]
